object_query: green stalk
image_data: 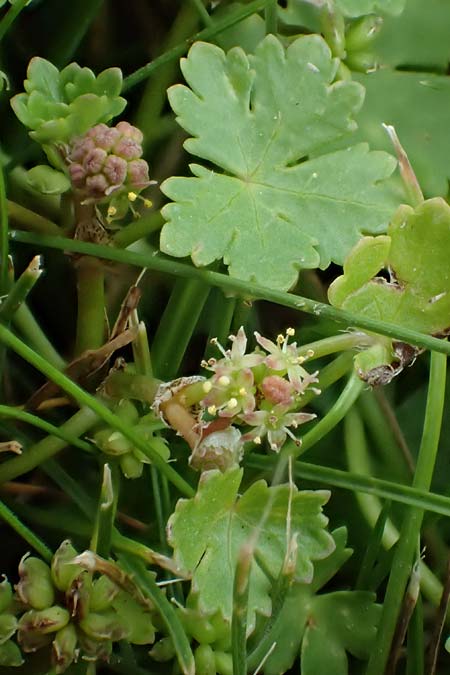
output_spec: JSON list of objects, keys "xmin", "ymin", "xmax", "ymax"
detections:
[
  {"xmin": 296, "ymin": 371, "xmax": 364, "ymax": 456},
  {"xmin": 0, "ymin": 322, "xmax": 195, "ymax": 497},
  {"xmin": 190, "ymin": 0, "xmax": 213, "ymax": 26},
  {"xmin": 355, "ymin": 500, "xmax": 392, "ymax": 590},
  {"xmin": 0, "ymin": 498, "xmax": 52, "ymax": 561},
  {"xmin": 265, "ymin": 0, "xmax": 278, "ymax": 34},
  {"xmin": 113, "ymin": 212, "xmax": 163, "ymax": 248},
  {"xmin": 0, "ymin": 406, "xmax": 98, "ymax": 485},
  {"xmin": 12, "ymin": 230, "xmax": 450, "ymax": 358},
  {"xmin": 90, "ymin": 462, "xmax": 119, "ymax": 558},
  {"xmin": 13, "ymin": 302, "xmax": 66, "ymax": 369},
  {"xmin": 123, "ymin": 0, "xmax": 272, "ymax": 91},
  {"xmin": 8, "ymin": 200, "xmax": 62, "ymax": 236},
  {"xmin": 0, "ymin": 163, "xmax": 8, "ymax": 294},
  {"xmin": 0, "ymin": 255, "xmax": 43, "ymax": 321},
  {"xmin": 151, "ymin": 277, "xmax": 210, "ymax": 379},
  {"xmin": 75, "ymin": 258, "xmax": 105, "ymax": 355},
  {"xmin": 0, "ymin": 0, "xmax": 28, "ymax": 42},
  {"xmin": 366, "ymin": 351, "xmax": 447, "ymax": 675},
  {"xmin": 118, "ymin": 554, "xmax": 195, "ymax": 675},
  {"xmin": 297, "ymin": 331, "xmax": 373, "ymax": 362},
  {"xmin": 0, "ymin": 405, "xmax": 92, "ymax": 453},
  {"xmin": 245, "ymin": 455, "xmax": 450, "ymax": 522},
  {"xmin": 407, "ymin": 597, "xmax": 424, "ymax": 675},
  {"xmin": 297, "ymin": 351, "xmax": 354, "ymax": 409}
]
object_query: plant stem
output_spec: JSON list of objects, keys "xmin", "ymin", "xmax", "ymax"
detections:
[
  {"xmin": 0, "ymin": 406, "xmax": 98, "ymax": 485},
  {"xmin": 151, "ymin": 277, "xmax": 210, "ymax": 379},
  {"xmin": 298, "ymin": 331, "xmax": 373, "ymax": 361},
  {"xmin": 245, "ymin": 454, "xmax": 450, "ymax": 523},
  {"xmin": 0, "ymin": 0, "xmax": 28, "ymax": 43},
  {"xmin": 13, "ymin": 302, "xmax": 66, "ymax": 369},
  {"xmin": 366, "ymin": 351, "xmax": 447, "ymax": 675},
  {"xmin": 0, "ymin": 255, "xmax": 43, "ymax": 321},
  {"xmin": 8, "ymin": 200, "xmax": 61, "ymax": 235},
  {"xmin": 297, "ymin": 351, "xmax": 354, "ymax": 409},
  {"xmin": 113, "ymin": 211, "xmax": 163, "ymax": 248},
  {"xmin": 265, "ymin": 0, "xmax": 278, "ymax": 34},
  {"xmin": 296, "ymin": 371, "xmax": 364, "ymax": 456},
  {"xmin": 0, "ymin": 323, "xmax": 195, "ymax": 497},
  {"xmin": 12, "ymin": 231, "xmax": 450, "ymax": 358},
  {"xmin": 190, "ymin": 0, "xmax": 213, "ymax": 26},
  {"xmin": 0, "ymin": 405, "xmax": 92, "ymax": 453},
  {"xmin": 122, "ymin": 0, "xmax": 272, "ymax": 91},
  {"xmin": 0, "ymin": 498, "xmax": 52, "ymax": 561},
  {"xmin": 75, "ymin": 258, "xmax": 105, "ymax": 355},
  {"xmin": 0, "ymin": 163, "xmax": 8, "ymax": 294}
]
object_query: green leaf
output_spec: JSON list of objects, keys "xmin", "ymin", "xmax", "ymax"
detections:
[
  {"xmin": 373, "ymin": 0, "xmax": 450, "ymax": 70},
  {"xmin": 26, "ymin": 165, "xmax": 71, "ymax": 195},
  {"xmin": 336, "ymin": 0, "xmax": 405, "ymax": 17},
  {"xmin": 167, "ymin": 468, "xmax": 335, "ymax": 631},
  {"xmin": 279, "ymin": 0, "xmax": 404, "ymax": 27},
  {"xmin": 24, "ymin": 57, "xmax": 60, "ymax": 101},
  {"xmin": 11, "ymin": 58, "xmax": 126, "ymax": 145},
  {"xmin": 329, "ymin": 198, "xmax": 450, "ymax": 336},
  {"xmin": 259, "ymin": 529, "xmax": 380, "ymax": 675},
  {"xmin": 351, "ymin": 70, "xmax": 450, "ymax": 197},
  {"xmin": 160, "ymin": 36, "xmax": 397, "ymax": 290}
]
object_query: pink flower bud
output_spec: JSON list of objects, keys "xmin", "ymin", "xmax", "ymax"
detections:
[
  {"xmin": 261, "ymin": 375, "xmax": 294, "ymax": 405},
  {"xmin": 86, "ymin": 174, "xmax": 108, "ymax": 196},
  {"xmin": 127, "ymin": 159, "xmax": 149, "ymax": 187},
  {"xmin": 84, "ymin": 148, "xmax": 107, "ymax": 175},
  {"xmin": 116, "ymin": 120, "xmax": 143, "ymax": 143},
  {"xmin": 114, "ymin": 137, "xmax": 142, "ymax": 160},
  {"xmin": 103, "ymin": 155, "xmax": 127, "ymax": 186}
]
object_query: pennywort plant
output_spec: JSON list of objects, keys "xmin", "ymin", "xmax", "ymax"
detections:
[{"xmin": 0, "ymin": 0, "xmax": 450, "ymax": 673}]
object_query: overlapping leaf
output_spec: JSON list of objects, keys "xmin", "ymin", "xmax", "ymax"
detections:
[
  {"xmin": 167, "ymin": 468, "xmax": 335, "ymax": 631},
  {"xmin": 259, "ymin": 528, "xmax": 381, "ymax": 675},
  {"xmin": 328, "ymin": 198, "xmax": 450, "ymax": 335},
  {"xmin": 160, "ymin": 35, "xmax": 398, "ymax": 290},
  {"xmin": 279, "ymin": 0, "xmax": 405, "ymax": 27}
]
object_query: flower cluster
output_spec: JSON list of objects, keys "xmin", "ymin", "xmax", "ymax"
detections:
[
  {"xmin": 0, "ymin": 542, "xmax": 155, "ymax": 672},
  {"xmin": 187, "ymin": 327, "xmax": 320, "ymax": 470},
  {"xmin": 67, "ymin": 122, "xmax": 153, "ymax": 214}
]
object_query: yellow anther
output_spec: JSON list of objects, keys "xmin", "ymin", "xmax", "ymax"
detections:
[
  {"xmin": 297, "ymin": 356, "xmax": 305, "ymax": 364},
  {"xmin": 226, "ymin": 398, "xmax": 238, "ymax": 410},
  {"xmin": 143, "ymin": 198, "xmax": 152, "ymax": 208},
  {"xmin": 239, "ymin": 387, "xmax": 247, "ymax": 396},
  {"xmin": 286, "ymin": 327, "xmax": 295, "ymax": 336},
  {"xmin": 207, "ymin": 405, "xmax": 217, "ymax": 416},
  {"xmin": 128, "ymin": 191, "xmax": 138, "ymax": 202},
  {"xmin": 254, "ymin": 436, "xmax": 262, "ymax": 445},
  {"xmin": 218, "ymin": 375, "xmax": 230, "ymax": 387},
  {"xmin": 276, "ymin": 334, "xmax": 285, "ymax": 344},
  {"xmin": 306, "ymin": 349, "xmax": 314, "ymax": 358},
  {"xmin": 202, "ymin": 381, "xmax": 212, "ymax": 393},
  {"xmin": 107, "ymin": 205, "xmax": 117, "ymax": 217}
]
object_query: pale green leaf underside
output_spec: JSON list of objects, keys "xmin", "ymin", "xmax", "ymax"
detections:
[
  {"xmin": 167, "ymin": 469, "xmax": 334, "ymax": 631},
  {"xmin": 161, "ymin": 35, "xmax": 397, "ymax": 290}
]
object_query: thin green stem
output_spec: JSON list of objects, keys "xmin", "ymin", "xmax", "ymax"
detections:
[
  {"xmin": 8, "ymin": 201, "xmax": 62, "ymax": 236},
  {"xmin": 0, "ymin": 163, "xmax": 8, "ymax": 294},
  {"xmin": 0, "ymin": 405, "xmax": 92, "ymax": 453},
  {"xmin": 265, "ymin": 0, "xmax": 278, "ymax": 34},
  {"xmin": 151, "ymin": 277, "xmax": 210, "ymax": 379},
  {"xmin": 355, "ymin": 500, "xmax": 392, "ymax": 590},
  {"xmin": 298, "ymin": 331, "xmax": 373, "ymax": 361},
  {"xmin": 297, "ymin": 351, "xmax": 354, "ymax": 409},
  {"xmin": 91, "ymin": 462, "xmax": 119, "ymax": 558},
  {"xmin": 13, "ymin": 302, "xmax": 66, "ymax": 369},
  {"xmin": 0, "ymin": 498, "xmax": 52, "ymax": 561},
  {"xmin": 366, "ymin": 351, "xmax": 447, "ymax": 675},
  {"xmin": 113, "ymin": 212, "xmax": 163, "ymax": 248},
  {"xmin": 0, "ymin": 0, "xmax": 28, "ymax": 42},
  {"xmin": 407, "ymin": 596, "xmax": 424, "ymax": 675},
  {"xmin": 0, "ymin": 323, "xmax": 195, "ymax": 497},
  {"xmin": 12, "ymin": 230, "xmax": 450, "ymax": 358},
  {"xmin": 296, "ymin": 371, "xmax": 364, "ymax": 456},
  {"xmin": 0, "ymin": 406, "xmax": 98, "ymax": 485},
  {"xmin": 75, "ymin": 259, "xmax": 105, "ymax": 355},
  {"xmin": 0, "ymin": 255, "xmax": 42, "ymax": 321},
  {"xmin": 245, "ymin": 455, "xmax": 450, "ymax": 521},
  {"xmin": 190, "ymin": 0, "xmax": 213, "ymax": 26},
  {"xmin": 122, "ymin": 0, "xmax": 272, "ymax": 91}
]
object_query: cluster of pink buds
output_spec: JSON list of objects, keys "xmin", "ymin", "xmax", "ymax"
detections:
[
  {"xmin": 188, "ymin": 327, "xmax": 320, "ymax": 468},
  {"xmin": 67, "ymin": 122, "xmax": 153, "ymax": 212}
]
